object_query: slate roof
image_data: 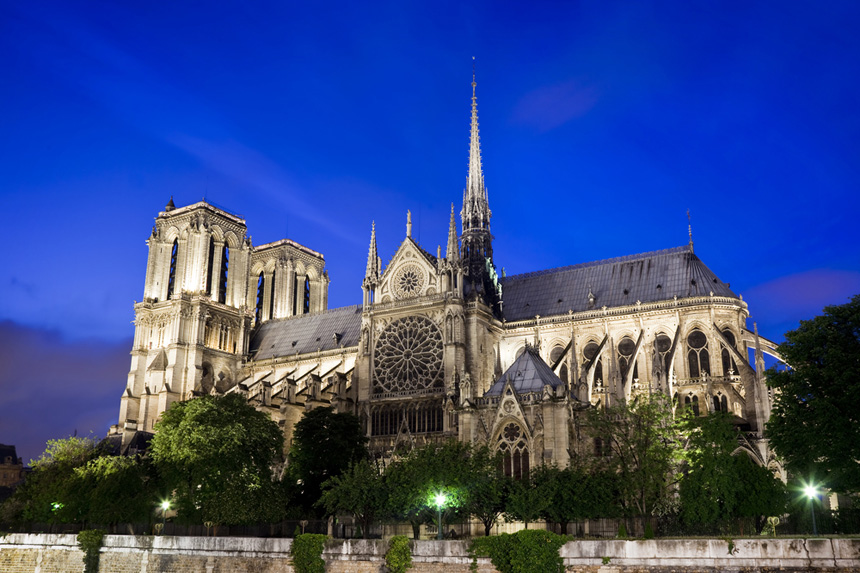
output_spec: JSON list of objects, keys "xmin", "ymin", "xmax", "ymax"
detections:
[
  {"xmin": 485, "ymin": 346, "xmax": 565, "ymax": 396},
  {"xmin": 249, "ymin": 305, "xmax": 363, "ymax": 361},
  {"xmin": 500, "ymin": 246, "xmax": 738, "ymax": 322},
  {"xmin": 0, "ymin": 444, "xmax": 19, "ymax": 464}
]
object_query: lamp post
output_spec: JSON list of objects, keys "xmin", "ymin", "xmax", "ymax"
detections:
[
  {"xmin": 804, "ymin": 485, "xmax": 818, "ymax": 536},
  {"xmin": 160, "ymin": 500, "xmax": 171, "ymax": 534},
  {"xmin": 434, "ymin": 493, "xmax": 447, "ymax": 540}
]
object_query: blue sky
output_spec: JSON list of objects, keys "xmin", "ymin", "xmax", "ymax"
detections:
[{"xmin": 2, "ymin": 1, "xmax": 859, "ymax": 462}]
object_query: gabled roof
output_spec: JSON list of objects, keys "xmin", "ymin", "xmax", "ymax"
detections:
[
  {"xmin": 485, "ymin": 346, "xmax": 565, "ymax": 396},
  {"xmin": 249, "ymin": 305, "xmax": 363, "ymax": 361},
  {"xmin": 500, "ymin": 246, "xmax": 738, "ymax": 322}
]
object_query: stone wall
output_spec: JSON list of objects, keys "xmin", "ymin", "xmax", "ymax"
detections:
[{"xmin": 1, "ymin": 533, "xmax": 859, "ymax": 572}]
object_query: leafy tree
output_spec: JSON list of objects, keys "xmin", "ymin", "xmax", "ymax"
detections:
[
  {"xmin": 766, "ymin": 294, "xmax": 860, "ymax": 493},
  {"xmin": 585, "ymin": 394, "xmax": 683, "ymax": 516},
  {"xmin": 384, "ymin": 440, "xmax": 473, "ymax": 538},
  {"xmin": 504, "ymin": 471, "xmax": 550, "ymax": 529},
  {"xmin": 318, "ymin": 458, "xmax": 386, "ymax": 538},
  {"xmin": 150, "ymin": 394, "xmax": 284, "ymax": 525},
  {"xmin": 679, "ymin": 412, "xmax": 786, "ymax": 532},
  {"xmin": 286, "ymin": 407, "xmax": 368, "ymax": 517},
  {"xmin": 462, "ymin": 445, "xmax": 509, "ymax": 536},
  {"xmin": 10, "ymin": 436, "xmax": 107, "ymax": 525},
  {"xmin": 72, "ymin": 455, "xmax": 158, "ymax": 527},
  {"xmin": 535, "ymin": 463, "xmax": 617, "ymax": 534}
]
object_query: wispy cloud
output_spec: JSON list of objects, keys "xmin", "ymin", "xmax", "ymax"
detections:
[
  {"xmin": 512, "ymin": 79, "xmax": 600, "ymax": 131},
  {"xmin": 742, "ymin": 269, "xmax": 860, "ymax": 337},
  {"xmin": 0, "ymin": 321, "xmax": 130, "ymax": 464}
]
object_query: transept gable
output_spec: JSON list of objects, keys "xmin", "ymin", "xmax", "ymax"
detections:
[{"xmin": 377, "ymin": 238, "xmax": 440, "ymax": 303}]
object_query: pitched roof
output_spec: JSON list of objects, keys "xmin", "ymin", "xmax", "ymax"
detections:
[
  {"xmin": 485, "ymin": 346, "xmax": 565, "ymax": 396},
  {"xmin": 500, "ymin": 246, "xmax": 737, "ymax": 322},
  {"xmin": 249, "ymin": 305, "xmax": 363, "ymax": 361}
]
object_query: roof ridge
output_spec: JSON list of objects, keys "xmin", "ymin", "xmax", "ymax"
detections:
[{"xmin": 501, "ymin": 245, "xmax": 691, "ymax": 282}]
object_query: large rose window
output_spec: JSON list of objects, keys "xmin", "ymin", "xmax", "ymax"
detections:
[{"xmin": 373, "ymin": 315, "xmax": 443, "ymax": 393}]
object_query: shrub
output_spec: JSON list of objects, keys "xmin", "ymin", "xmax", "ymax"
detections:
[
  {"xmin": 76, "ymin": 529, "xmax": 105, "ymax": 573},
  {"xmin": 644, "ymin": 521, "xmax": 654, "ymax": 539},
  {"xmin": 617, "ymin": 522, "xmax": 628, "ymax": 538},
  {"xmin": 469, "ymin": 530, "xmax": 565, "ymax": 573},
  {"xmin": 291, "ymin": 533, "xmax": 327, "ymax": 573},
  {"xmin": 385, "ymin": 535, "xmax": 413, "ymax": 573}
]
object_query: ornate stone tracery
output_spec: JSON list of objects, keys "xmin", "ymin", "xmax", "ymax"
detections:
[
  {"xmin": 373, "ymin": 315, "xmax": 443, "ymax": 393},
  {"xmin": 393, "ymin": 263, "xmax": 426, "ymax": 299}
]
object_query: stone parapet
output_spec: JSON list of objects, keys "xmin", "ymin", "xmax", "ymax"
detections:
[{"xmin": 2, "ymin": 533, "xmax": 859, "ymax": 572}]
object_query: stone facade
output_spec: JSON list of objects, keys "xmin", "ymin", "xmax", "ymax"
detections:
[{"xmin": 110, "ymin": 77, "xmax": 782, "ymax": 473}]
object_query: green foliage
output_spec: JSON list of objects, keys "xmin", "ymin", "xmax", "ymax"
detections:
[
  {"xmin": 468, "ymin": 530, "xmax": 565, "ymax": 573},
  {"xmin": 385, "ymin": 535, "xmax": 413, "ymax": 573},
  {"xmin": 76, "ymin": 529, "xmax": 105, "ymax": 573},
  {"xmin": 602, "ymin": 556, "xmax": 611, "ymax": 565},
  {"xmin": 10, "ymin": 436, "xmax": 107, "ymax": 524},
  {"xmin": 286, "ymin": 407, "xmax": 368, "ymax": 517},
  {"xmin": 318, "ymin": 458, "xmax": 386, "ymax": 538},
  {"xmin": 461, "ymin": 445, "xmax": 509, "ymax": 537},
  {"xmin": 150, "ymin": 394, "xmax": 285, "ymax": 525},
  {"xmin": 766, "ymin": 294, "xmax": 860, "ymax": 493},
  {"xmin": 585, "ymin": 394, "xmax": 683, "ymax": 517},
  {"xmin": 72, "ymin": 455, "xmax": 157, "ymax": 525},
  {"xmin": 617, "ymin": 522, "xmax": 627, "ymax": 538},
  {"xmin": 290, "ymin": 533, "xmax": 327, "ymax": 573},
  {"xmin": 532, "ymin": 463, "xmax": 616, "ymax": 534},
  {"xmin": 679, "ymin": 412, "xmax": 787, "ymax": 531},
  {"xmin": 384, "ymin": 440, "xmax": 473, "ymax": 538},
  {"xmin": 504, "ymin": 473, "xmax": 550, "ymax": 529},
  {"xmin": 643, "ymin": 520, "xmax": 654, "ymax": 539}
]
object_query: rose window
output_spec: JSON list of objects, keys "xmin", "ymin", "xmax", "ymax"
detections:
[
  {"xmin": 393, "ymin": 264, "xmax": 425, "ymax": 299},
  {"xmin": 373, "ymin": 315, "xmax": 443, "ymax": 393}
]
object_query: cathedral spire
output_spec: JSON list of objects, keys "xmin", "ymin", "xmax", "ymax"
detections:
[
  {"xmin": 446, "ymin": 203, "xmax": 460, "ymax": 260},
  {"xmin": 365, "ymin": 221, "xmax": 378, "ymax": 279},
  {"xmin": 462, "ymin": 61, "xmax": 490, "ymax": 234}
]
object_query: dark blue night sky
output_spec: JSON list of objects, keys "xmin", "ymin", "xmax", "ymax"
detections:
[{"xmin": 2, "ymin": 1, "xmax": 859, "ymax": 462}]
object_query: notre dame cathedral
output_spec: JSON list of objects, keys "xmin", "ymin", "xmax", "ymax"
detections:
[{"xmin": 110, "ymin": 76, "xmax": 781, "ymax": 478}]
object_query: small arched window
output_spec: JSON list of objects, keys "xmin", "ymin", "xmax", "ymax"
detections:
[
  {"xmin": 685, "ymin": 395, "xmax": 700, "ymax": 416},
  {"xmin": 655, "ymin": 333, "xmax": 673, "ymax": 377},
  {"xmin": 218, "ymin": 244, "xmax": 229, "ymax": 304},
  {"xmin": 721, "ymin": 329, "xmax": 738, "ymax": 376},
  {"xmin": 559, "ymin": 363, "xmax": 569, "ymax": 384},
  {"xmin": 303, "ymin": 276, "xmax": 311, "ymax": 314},
  {"xmin": 269, "ymin": 269, "xmax": 276, "ymax": 319},
  {"xmin": 687, "ymin": 329, "xmax": 710, "ymax": 378},
  {"xmin": 206, "ymin": 237, "xmax": 215, "ymax": 295},
  {"xmin": 167, "ymin": 239, "xmax": 178, "ymax": 299},
  {"xmin": 550, "ymin": 345, "xmax": 565, "ymax": 367}
]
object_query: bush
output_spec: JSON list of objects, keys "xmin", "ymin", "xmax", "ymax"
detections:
[
  {"xmin": 644, "ymin": 521, "xmax": 654, "ymax": 539},
  {"xmin": 76, "ymin": 529, "xmax": 105, "ymax": 573},
  {"xmin": 291, "ymin": 533, "xmax": 327, "ymax": 573},
  {"xmin": 617, "ymin": 522, "xmax": 628, "ymax": 538},
  {"xmin": 469, "ymin": 530, "xmax": 565, "ymax": 573},
  {"xmin": 385, "ymin": 535, "xmax": 413, "ymax": 573}
]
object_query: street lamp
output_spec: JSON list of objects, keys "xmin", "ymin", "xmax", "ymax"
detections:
[
  {"xmin": 434, "ymin": 493, "xmax": 447, "ymax": 540},
  {"xmin": 160, "ymin": 500, "xmax": 171, "ymax": 534},
  {"xmin": 804, "ymin": 485, "xmax": 818, "ymax": 536}
]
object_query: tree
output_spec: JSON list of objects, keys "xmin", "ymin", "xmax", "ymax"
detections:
[
  {"xmin": 384, "ymin": 440, "xmax": 473, "ymax": 539},
  {"xmin": 149, "ymin": 394, "xmax": 284, "ymax": 525},
  {"xmin": 10, "ymin": 436, "xmax": 107, "ymax": 525},
  {"xmin": 72, "ymin": 455, "xmax": 158, "ymax": 528},
  {"xmin": 286, "ymin": 407, "xmax": 368, "ymax": 517},
  {"xmin": 585, "ymin": 394, "xmax": 683, "ymax": 516},
  {"xmin": 318, "ymin": 458, "xmax": 386, "ymax": 538},
  {"xmin": 504, "ymin": 470, "xmax": 550, "ymax": 529},
  {"xmin": 462, "ymin": 445, "xmax": 508, "ymax": 536},
  {"xmin": 535, "ymin": 463, "xmax": 617, "ymax": 535},
  {"xmin": 766, "ymin": 294, "xmax": 860, "ymax": 493},
  {"xmin": 679, "ymin": 412, "xmax": 786, "ymax": 532}
]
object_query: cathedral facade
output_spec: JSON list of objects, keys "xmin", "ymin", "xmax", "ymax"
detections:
[{"xmin": 111, "ymin": 77, "xmax": 781, "ymax": 475}]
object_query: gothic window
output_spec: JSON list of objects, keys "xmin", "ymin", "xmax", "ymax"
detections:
[
  {"xmin": 393, "ymin": 263, "xmax": 426, "ymax": 299},
  {"xmin": 584, "ymin": 341, "xmax": 603, "ymax": 388},
  {"xmin": 713, "ymin": 394, "xmax": 729, "ymax": 412},
  {"xmin": 559, "ymin": 364, "xmax": 569, "ymax": 384},
  {"xmin": 618, "ymin": 337, "xmax": 638, "ymax": 381},
  {"xmin": 685, "ymin": 395, "xmax": 700, "ymax": 416},
  {"xmin": 370, "ymin": 400, "xmax": 443, "ymax": 436},
  {"xmin": 206, "ymin": 237, "xmax": 215, "ymax": 295},
  {"xmin": 255, "ymin": 273, "xmax": 265, "ymax": 324},
  {"xmin": 721, "ymin": 329, "xmax": 738, "ymax": 376},
  {"xmin": 593, "ymin": 437, "xmax": 604, "ymax": 457},
  {"xmin": 655, "ymin": 333, "xmax": 673, "ymax": 376},
  {"xmin": 373, "ymin": 316, "xmax": 443, "ymax": 394},
  {"xmin": 167, "ymin": 239, "xmax": 178, "ymax": 299},
  {"xmin": 497, "ymin": 423, "xmax": 529, "ymax": 480},
  {"xmin": 303, "ymin": 276, "xmax": 310, "ymax": 314},
  {"xmin": 218, "ymin": 244, "xmax": 229, "ymax": 304},
  {"xmin": 686, "ymin": 329, "xmax": 710, "ymax": 378},
  {"xmin": 550, "ymin": 345, "xmax": 565, "ymax": 366}
]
